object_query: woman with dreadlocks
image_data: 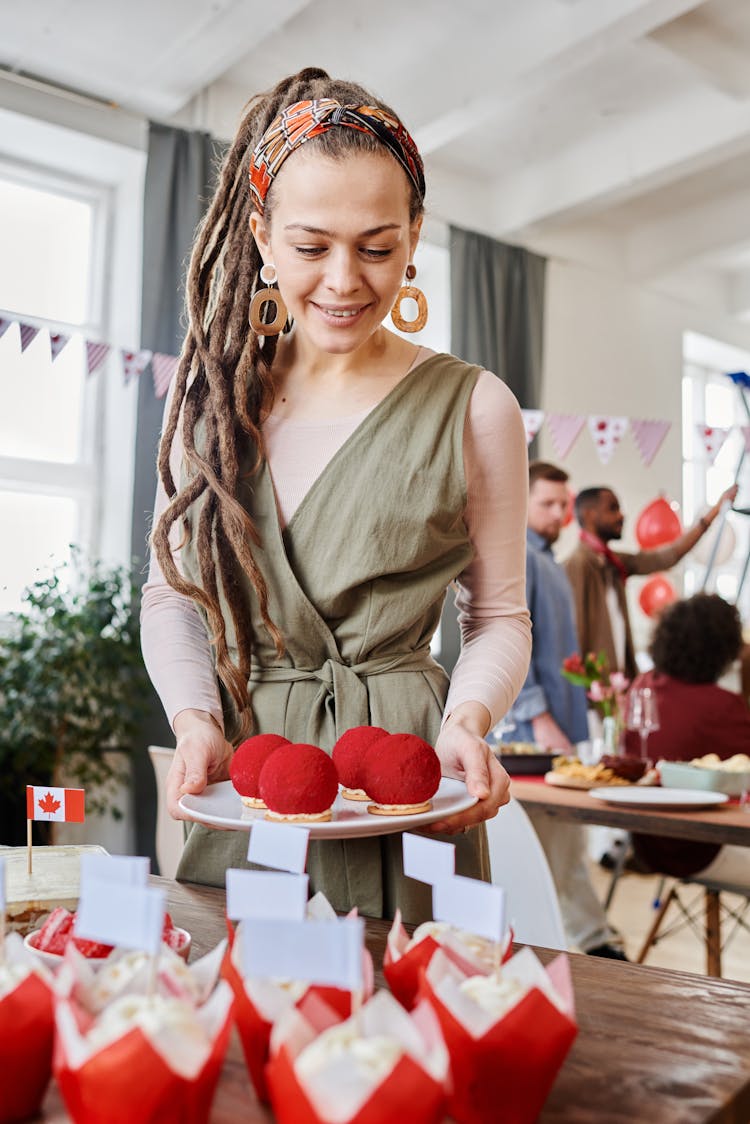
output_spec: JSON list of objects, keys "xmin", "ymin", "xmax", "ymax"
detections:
[{"xmin": 141, "ymin": 68, "xmax": 531, "ymax": 920}]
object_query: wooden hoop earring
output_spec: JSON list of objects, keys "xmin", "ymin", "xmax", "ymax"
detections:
[
  {"xmin": 249, "ymin": 263, "xmax": 288, "ymax": 336},
  {"xmin": 390, "ymin": 264, "xmax": 428, "ymax": 333}
]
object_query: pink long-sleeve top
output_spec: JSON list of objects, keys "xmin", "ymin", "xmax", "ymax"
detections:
[{"xmin": 140, "ymin": 351, "xmax": 531, "ymax": 734}]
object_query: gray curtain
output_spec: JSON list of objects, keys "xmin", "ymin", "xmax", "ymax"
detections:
[
  {"xmin": 129, "ymin": 121, "xmax": 222, "ymax": 862},
  {"xmin": 439, "ymin": 226, "xmax": 546, "ymax": 675}
]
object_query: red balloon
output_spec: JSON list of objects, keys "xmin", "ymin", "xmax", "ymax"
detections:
[
  {"xmin": 635, "ymin": 496, "xmax": 682, "ymax": 549},
  {"xmin": 638, "ymin": 574, "xmax": 678, "ymax": 618},
  {"xmin": 562, "ymin": 486, "xmax": 576, "ymax": 528}
]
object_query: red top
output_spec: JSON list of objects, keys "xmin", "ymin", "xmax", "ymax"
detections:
[{"xmin": 623, "ymin": 670, "xmax": 750, "ymax": 761}]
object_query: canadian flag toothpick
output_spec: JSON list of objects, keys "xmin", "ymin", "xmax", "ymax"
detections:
[{"xmin": 26, "ymin": 785, "xmax": 85, "ymax": 823}]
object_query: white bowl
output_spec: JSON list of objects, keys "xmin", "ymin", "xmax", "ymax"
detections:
[{"xmin": 23, "ymin": 926, "xmax": 191, "ymax": 967}]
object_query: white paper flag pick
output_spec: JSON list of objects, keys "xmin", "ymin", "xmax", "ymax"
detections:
[
  {"xmin": 80, "ymin": 854, "xmax": 149, "ymax": 887},
  {"xmin": 241, "ymin": 917, "xmax": 364, "ymax": 990},
  {"xmin": 403, "ymin": 833, "xmax": 455, "ymax": 885},
  {"xmin": 75, "ymin": 881, "xmax": 166, "ymax": 956},
  {"xmin": 433, "ymin": 876, "xmax": 506, "ymax": 944},
  {"xmin": 247, "ymin": 819, "xmax": 310, "ymax": 874},
  {"xmin": 226, "ymin": 868, "xmax": 308, "ymax": 921}
]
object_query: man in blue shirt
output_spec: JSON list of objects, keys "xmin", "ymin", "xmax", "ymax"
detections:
[{"xmin": 507, "ymin": 461, "xmax": 626, "ymax": 960}]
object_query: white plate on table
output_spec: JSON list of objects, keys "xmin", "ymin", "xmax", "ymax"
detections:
[
  {"xmin": 588, "ymin": 787, "xmax": 730, "ymax": 811},
  {"xmin": 179, "ymin": 778, "xmax": 477, "ymax": 839}
]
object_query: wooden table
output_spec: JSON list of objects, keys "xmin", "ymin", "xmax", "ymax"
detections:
[
  {"xmin": 41, "ymin": 877, "xmax": 750, "ymax": 1123},
  {"xmin": 512, "ymin": 777, "xmax": 750, "ymax": 976}
]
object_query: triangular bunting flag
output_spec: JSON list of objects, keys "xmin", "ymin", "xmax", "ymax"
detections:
[
  {"xmin": 85, "ymin": 340, "xmax": 111, "ymax": 376},
  {"xmin": 588, "ymin": 416, "xmax": 628, "ymax": 465},
  {"xmin": 19, "ymin": 322, "xmax": 40, "ymax": 352},
  {"xmin": 630, "ymin": 419, "xmax": 671, "ymax": 467},
  {"xmin": 49, "ymin": 331, "xmax": 71, "ymax": 362},
  {"xmin": 0, "ymin": 317, "xmax": 11, "ymax": 340},
  {"xmin": 521, "ymin": 409, "xmax": 544, "ymax": 445},
  {"xmin": 121, "ymin": 348, "xmax": 153, "ymax": 384},
  {"xmin": 546, "ymin": 413, "xmax": 586, "ymax": 460},
  {"xmin": 695, "ymin": 423, "xmax": 731, "ymax": 465},
  {"xmin": 151, "ymin": 353, "xmax": 179, "ymax": 399}
]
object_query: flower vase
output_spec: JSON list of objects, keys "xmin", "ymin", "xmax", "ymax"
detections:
[{"xmin": 602, "ymin": 716, "xmax": 619, "ymax": 755}]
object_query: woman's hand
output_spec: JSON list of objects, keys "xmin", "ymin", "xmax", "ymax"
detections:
[
  {"xmin": 427, "ymin": 703, "xmax": 510, "ymax": 836},
  {"xmin": 167, "ymin": 709, "xmax": 233, "ymax": 820}
]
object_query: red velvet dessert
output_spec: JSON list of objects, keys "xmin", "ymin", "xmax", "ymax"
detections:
[
  {"xmin": 230, "ymin": 733, "xmax": 290, "ymax": 808},
  {"xmin": 28, "ymin": 908, "xmax": 188, "ymax": 959},
  {"xmin": 332, "ymin": 725, "xmax": 389, "ymax": 801},
  {"xmin": 362, "ymin": 733, "xmax": 442, "ymax": 815},
  {"xmin": 259, "ymin": 743, "xmax": 339, "ymax": 822}
]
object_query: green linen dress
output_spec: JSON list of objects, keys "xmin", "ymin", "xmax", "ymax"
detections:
[{"xmin": 176, "ymin": 353, "xmax": 492, "ymax": 923}]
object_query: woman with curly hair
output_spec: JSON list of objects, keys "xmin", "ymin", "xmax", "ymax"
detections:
[{"xmin": 140, "ymin": 67, "xmax": 531, "ymax": 918}]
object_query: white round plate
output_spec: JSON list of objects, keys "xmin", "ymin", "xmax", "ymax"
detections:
[
  {"xmin": 588, "ymin": 787, "xmax": 730, "ymax": 810},
  {"xmin": 179, "ymin": 778, "xmax": 476, "ymax": 839}
]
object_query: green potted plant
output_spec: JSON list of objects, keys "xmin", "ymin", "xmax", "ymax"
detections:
[{"xmin": 0, "ymin": 551, "xmax": 149, "ymax": 845}]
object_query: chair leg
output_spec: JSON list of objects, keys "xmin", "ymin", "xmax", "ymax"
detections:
[
  {"xmin": 636, "ymin": 885, "xmax": 677, "ymax": 964},
  {"xmin": 704, "ymin": 889, "xmax": 722, "ymax": 977}
]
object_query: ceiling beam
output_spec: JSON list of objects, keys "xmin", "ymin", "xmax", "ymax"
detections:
[
  {"xmin": 415, "ymin": 0, "xmax": 705, "ymax": 154},
  {"xmin": 650, "ymin": 7, "xmax": 750, "ymax": 100},
  {"xmin": 625, "ymin": 187, "xmax": 750, "ymax": 279},
  {"xmin": 727, "ymin": 270, "xmax": 750, "ymax": 321}
]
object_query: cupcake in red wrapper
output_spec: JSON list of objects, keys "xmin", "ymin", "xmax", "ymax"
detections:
[
  {"xmin": 259, "ymin": 743, "xmax": 339, "ymax": 823},
  {"xmin": 383, "ymin": 909, "xmax": 512, "ymax": 1011},
  {"xmin": 267, "ymin": 990, "xmax": 449, "ymax": 1124},
  {"xmin": 0, "ymin": 932, "xmax": 55, "ymax": 1124},
  {"xmin": 362, "ymin": 734, "xmax": 441, "ymax": 816},
  {"xmin": 421, "ymin": 948, "xmax": 577, "ymax": 1124},
  {"xmin": 332, "ymin": 726, "xmax": 389, "ymax": 801},
  {"xmin": 223, "ymin": 892, "xmax": 374, "ymax": 1104},
  {"xmin": 53, "ymin": 979, "xmax": 234, "ymax": 1124},
  {"xmin": 230, "ymin": 734, "xmax": 290, "ymax": 809}
]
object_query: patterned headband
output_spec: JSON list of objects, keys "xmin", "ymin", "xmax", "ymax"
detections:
[{"xmin": 248, "ymin": 97, "xmax": 425, "ymax": 212}]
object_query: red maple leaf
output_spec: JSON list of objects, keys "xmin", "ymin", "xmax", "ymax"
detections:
[{"xmin": 38, "ymin": 792, "xmax": 61, "ymax": 815}]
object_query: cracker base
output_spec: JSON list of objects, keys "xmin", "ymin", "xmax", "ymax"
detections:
[{"xmin": 367, "ymin": 801, "xmax": 432, "ymax": 816}]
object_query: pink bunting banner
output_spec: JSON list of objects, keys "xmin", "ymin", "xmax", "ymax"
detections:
[
  {"xmin": 630, "ymin": 418, "xmax": 671, "ymax": 467},
  {"xmin": 521, "ymin": 409, "xmax": 544, "ymax": 445},
  {"xmin": 19, "ymin": 322, "xmax": 40, "ymax": 352},
  {"xmin": 49, "ymin": 331, "xmax": 70, "ymax": 362},
  {"xmin": 741, "ymin": 425, "xmax": 750, "ymax": 455},
  {"xmin": 152, "ymin": 352, "xmax": 179, "ymax": 399},
  {"xmin": 0, "ymin": 317, "xmax": 11, "ymax": 340},
  {"xmin": 695, "ymin": 423, "xmax": 732, "ymax": 465},
  {"xmin": 85, "ymin": 340, "xmax": 111, "ymax": 376},
  {"xmin": 546, "ymin": 413, "xmax": 586, "ymax": 460},
  {"xmin": 121, "ymin": 348, "xmax": 153, "ymax": 384},
  {"xmin": 588, "ymin": 415, "xmax": 628, "ymax": 464}
]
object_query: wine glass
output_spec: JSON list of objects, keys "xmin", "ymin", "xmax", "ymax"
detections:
[{"xmin": 625, "ymin": 686, "xmax": 660, "ymax": 768}]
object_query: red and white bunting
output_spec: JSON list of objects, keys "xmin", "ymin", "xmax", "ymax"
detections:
[
  {"xmin": 588, "ymin": 415, "xmax": 628, "ymax": 465},
  {"xmin": 695, "ymin": 423, "xmax": 731, "ymax": 465},
  {"xmin": 546, "ymin": 413, "xmax": 586, "ymax": 460},
  {"xmin": 740, "ymin": 425, "xmax": 750, "ymax": 455},
  {"xmin": 630, "ymin": 419, "xmax": 671, "ymax": 467},
  {"xmin": 85, "ymin": 340, "xmax": 111, "ymax": 376},
  {"xmin": 152, "ymin": 352, "xmax": 179, "ymax": 399},
  {"xmin": 120, "ymin": 348, "xmax": 153, "ymax": 384},
  {"xmin": 521, "ymin": 409, "xmax": 544, "ymax": 445},
  {"xmin": 49, "ymin": 331, "xmax": 71, "ymax": 362},
  {"xmin": 26, "ymin": 785, "xmax": 85, "ymax": 823},
  {"xmin": 19, "ymin": 322, "xmax": 40, "ymax": 353},
  {"xmin": 0, "ymin": 317, "xmax": 11, "ymax": 340}
]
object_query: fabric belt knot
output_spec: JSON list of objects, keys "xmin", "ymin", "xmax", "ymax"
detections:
[{"xmin": 249, "ymin": 648, "xmax": 436, "ymax": 746}]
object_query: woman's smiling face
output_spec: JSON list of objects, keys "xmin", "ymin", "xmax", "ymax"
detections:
[{"xmin": 250, "ymin": 149, "xmax": 421, "ymax": 356}]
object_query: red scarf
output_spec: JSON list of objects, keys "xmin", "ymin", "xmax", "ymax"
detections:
[{"xmin": 579, "ymin": 530, "xmax": 629, "ymax": 584}]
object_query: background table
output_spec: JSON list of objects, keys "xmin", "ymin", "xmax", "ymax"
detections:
[{"xmin": 41, "ymin": 877, "xmax": 750, "ymax": 1123}]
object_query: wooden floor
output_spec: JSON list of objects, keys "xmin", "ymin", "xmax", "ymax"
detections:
[{"xmin": 588, "ymin": 859, "xmax": 750, "ymax": 983}]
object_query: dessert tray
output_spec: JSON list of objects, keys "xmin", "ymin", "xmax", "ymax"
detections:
[{"xmin": 179, "ymin": 778, "xmax": 477, "ymax": 839}]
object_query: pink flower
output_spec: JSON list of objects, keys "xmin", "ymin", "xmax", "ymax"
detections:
[
  {"xmin": 609, "ymin": 672, "xmax": 630, "ymax": 694},
  {"xmin": 587, "ymin": 680, "xmax": 613, "ymax": 703}
]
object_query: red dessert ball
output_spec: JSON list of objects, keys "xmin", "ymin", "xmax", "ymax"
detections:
[
  {"xmin": 230, "ymin": 734, "xmax": 290, "ymax": 800},
  {"xmin": 362, "ymin": 733, "xmax": 441, "ymax": 807},
  {"xmin": 332, "ymin": 725, "xmax": 389, "ymax": 791},
  {"xmin": 259, "ymin": 743, "xmax": 339, "ymax": 817}
]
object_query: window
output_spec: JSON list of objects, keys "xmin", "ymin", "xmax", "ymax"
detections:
[
  {"xmin": 682, "ymin": 332, "xmax": 750, "ymax": 622},
  {"xmin": 0, "ymin": 109, "xmax": 145, "ymax": 613}
]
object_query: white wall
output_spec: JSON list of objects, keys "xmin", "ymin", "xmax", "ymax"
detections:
[{"xmin": 540, "ymin": 258, "xmax": 750, "ymax": 653}]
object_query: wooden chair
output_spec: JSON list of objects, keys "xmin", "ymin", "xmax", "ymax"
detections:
[
  {"xmin": 637, "ymin": 873, "xmax": 750, "ymax": 976},
  {"xmin": 147, "ymin": 745, "xmax": 184, "ymax": 879}
]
